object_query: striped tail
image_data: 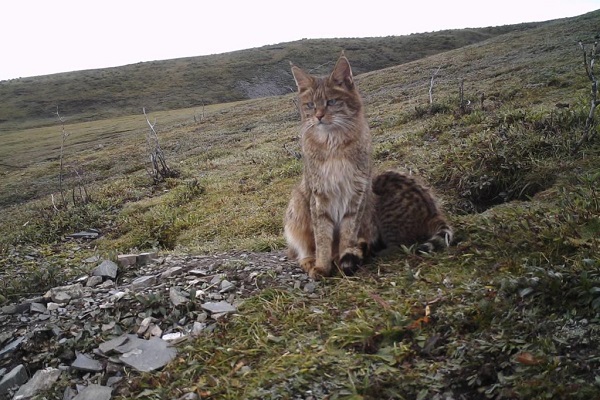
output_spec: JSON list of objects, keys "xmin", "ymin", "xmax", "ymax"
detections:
[{"xmin": 417, "ymin": 219, "xmax": 453, "ymax": 253}]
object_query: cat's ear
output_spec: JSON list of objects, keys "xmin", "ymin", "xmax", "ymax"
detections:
[
  {"xmin": 290, "ymin": 62, "xmax": 313, "ymax": 92},
  {"xmin": 330, "ymin": 54, "xmax": 354, "ymax": 88}
]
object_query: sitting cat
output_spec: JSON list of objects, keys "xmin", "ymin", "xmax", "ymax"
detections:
[{"xmin": 284, "ymin": 53, "xmax": 452, "ymax": 279}]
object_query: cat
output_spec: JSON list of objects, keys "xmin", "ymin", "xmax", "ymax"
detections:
[
  {"xmin": 372, "ymin": 171, "xmax": 453, "ymax": 253},
  {"xmin": 284, "ymin": 53, "xmax": 452, "ymax": 279}
]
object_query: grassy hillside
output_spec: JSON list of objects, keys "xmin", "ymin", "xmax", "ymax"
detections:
[
  {"xmin": 0, "ymin": 24, "xmax": 542, "ymax": 131},
  {"xmin": 1, "ymin": 9, "xmax": 599, "ymax": 399}
]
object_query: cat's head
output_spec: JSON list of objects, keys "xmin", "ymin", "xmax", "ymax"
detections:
[{"xmin": 291, "ymin": 53, "xmax": 363, "ymax": 127}]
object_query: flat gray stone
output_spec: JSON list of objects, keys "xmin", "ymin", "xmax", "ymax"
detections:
[
  {"xmin": 72, "ymin": 384, "xmax": 112, "ymax": 400},
  {"xmin": 137, "ymin": 252, "xmax": 158, "ymax": 265},
  {"xmin": 117, "ymin": 254, "xmax": 137, "ymax": 267},
  {"xmin": 219, "ymin": 280, "xmax": 235, "ymax": 293},
  {"xmin": 0, "ymin": 336, "xmax": 25, "ymax": 358},
  {"xmin": 169, "ymin": 287, "xmax": 189, "ymax": 307},
  {"xmin": 0, "ymin": 364, "xmax": 28, "ymax": 395},
  {"xmin": 131, "ymin": 275, "xmax": 157, "ymax": 290},
  {"xmin": 29, "ymin": 303, "xmax": 47, "ymax": 314},
  {"xmin": 67, "ymin": 230, "xmax": 99, "ymax": 239},
  {"xmin": 13, "ymin": 367, "xmax": 61, "ymax": 399},
  {"xmin": 71, "ymin": 352, "xmax": 103, "ymax": 372},
  {"xmin": 113, "ymin": 334, "xmax": 143, "ymax": 354},
  {"xmin": 83, "ymin": 255, "xmax": 101, "ymax": 263},
  {"xmin": 118, "ymin": 337, "xmax": 177, "ymax": 372},
  {"xmin": 191, "ymin": 322, "xmax": 207, "ymax": 337},
  {"xmin": 86, "ymin": 276, "xmax": 103, "ymax": 287},
  {"xmin": 98, "ymin": 334, "xmax": 129, "ymax": 355},
  {"xmin": 160, "ymin": 266, "xmax": 183, "ymax": 279},
  {"xmin": 92, "ymin": 260, "xmax": 118, "ymax": 279},
  {"xmin": 45, "ymin": 284, "xmax": 85, "ymax": 304},
  {"xmin": 1, "ymin": 302, "xmax": 30, "ymax": 315},
  {"xmin": 303, "ymin": 282, "xmax": 317, "ymax": 293},
  {"xmin": 201, "ymin": 301, "xmax": 236, "ymax": 314}
]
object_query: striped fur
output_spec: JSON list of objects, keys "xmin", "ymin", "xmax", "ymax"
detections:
[{"xmin": 372, "ymin": 171, "xmax": 453, "ymax": 253}]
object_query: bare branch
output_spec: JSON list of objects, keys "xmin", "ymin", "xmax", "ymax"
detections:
[
  {"xmin": 429, "ymin": 66, "xmax": 441, "ymax": 104},
  {"xmin": 142, "ymin": 107, "xmax": 177, "ymax": 183},
  {"xmin": 56, "ymin": 106, "xmax": 69, "ymax": 207},
  {"xmin": 573, "ymin": 41, "xmax": 599, "ymax": 153}
]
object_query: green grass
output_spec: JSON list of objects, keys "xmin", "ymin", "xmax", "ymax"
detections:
[{"xmin": 1, "ymin": 9, "xmax": 600, "ymax": 399}]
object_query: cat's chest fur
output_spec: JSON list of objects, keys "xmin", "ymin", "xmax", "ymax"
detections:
[{"xmin": 307, "ymin": 149, "xmax": 366, "ymax": 223}]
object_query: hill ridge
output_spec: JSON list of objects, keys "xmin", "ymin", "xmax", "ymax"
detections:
[{"xmin": 0, "ymin": 22, "xmax": 545, "ymax": 131}]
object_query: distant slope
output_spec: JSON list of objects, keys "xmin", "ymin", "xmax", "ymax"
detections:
[{"xmin": 0, "ymin": 23, "xmax": 543, "ymax": 131}]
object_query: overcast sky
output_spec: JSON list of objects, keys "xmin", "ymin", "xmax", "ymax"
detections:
[{"xmin": 2, "ymin": 0, "xmax": 599, "ymax": 81}]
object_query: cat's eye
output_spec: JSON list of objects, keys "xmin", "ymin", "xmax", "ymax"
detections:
[
  {"xmin": 306, "ymin": 102, "xmax": 315, "ymax": 109},
  {"xmin": 327, "ymin": 99, "xmax": 337, "ymax": 106}
]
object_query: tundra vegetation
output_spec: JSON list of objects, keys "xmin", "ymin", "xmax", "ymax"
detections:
[{"xmin": 0, "ymin": 10, "xmax": 599, "ymax": 399}]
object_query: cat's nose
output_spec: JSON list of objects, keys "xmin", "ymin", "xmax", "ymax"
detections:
[{"xmin": 316, "ymin": 110, "xmax": 325, "ymax": 121}]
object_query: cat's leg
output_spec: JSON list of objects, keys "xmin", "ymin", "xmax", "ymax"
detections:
[
  {"xmin": 284, "ymin": 185, "xmax": 317, "ymax": 276},
  {"xmin": 338, "ymin": 186, "xmax": 372, "ymax": 276},
  {"xmin": 310, "ymin": 196, "xmax": 335, "ymax": 279}
]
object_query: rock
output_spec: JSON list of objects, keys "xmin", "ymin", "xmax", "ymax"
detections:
[
  {"xmin": 0, "ymin": 364, "xmax": 28, "ymax": 396},
  {"xmin": 137, "ymin": 252, "xmax": 158, "ymax": 265},
  {"xmin": 210, "ymin": 274, "xmax": 224, "ymax": 285},
  {"xmin": 191, "ymin": 322, "xmax": 207, "ymax": 337},
  {"xmin": 106, "ymin": 376, "xmax": 122, "ymax": 387},
  {"xmin": 162, "ymin": 332, "xmax": 185, "ymax": 342},
  {"xmin": 101, "ymin": 321, "xmax": 116, "ymax": 332},
  {"xmin": 169, "ymin": 287, "xmax": 189, "ymax": 307},
  {"xmin": 83, "ymin": 255, "xmax": 101, "ymax": 264},
  {"xmin": 13, "ymin": 367, "xmax": 61, "ymax": 399},
  {"xmin": 66, "ymin": 230, "xmax": 99, "ymax": 240},
  {"xmin": 46, "ymin": 302, "xmax": 61, "ymax": 311},
  {"xmin": 98, "ymin": 334, "xmax": 129, "ymax": 355},
  {"xmin": 188, "ymin": 269, "xmax": 208, "ymax": 276},
  {"xmin": 86, "ymin": 276, "xmax": 103, "ymax": 287},
  {"xmin": 45, "ymin": 284, "xmax": 85, "ymax": 304},
  {"xmin": 0, "ymin": 336, "xmax": 25, "ymax": 358},
  {"xmin": 63, "ymin": 386, "xmax": 77, "ymax": 400},
  {"xmin": 92, "ymin": 260, "xmax": 118, "ymax": 279},
  {"xmin": 219, "ymin": 279, "xmax": 235, "ymax": 293},
  {"xmin": 137, "ymin": 317, "xmax": 155, "ymax": 336},
  {"xmin": 52, "ymin": 291, "xmax": 71, "ymax": 304},
  {"xmin": 201, "ymin": 301, "xmax": 237, "ymax": 314},
  {"xmin": 303, "ymin": 282, "xmax": 317, "ymax": 294},
  {"xmin": 131, "ymin": 275, "xmax": 157, "ymax": 290},
  {"xmin": 108, "ymin": 291, "xmax": 127, "ymax": 302},
  {"xmin": 148, "ymin": 325, "xmax": 163, "ymax": 338},
  {"xmin": 72, "ymin": 384, "xmax": 112, "ymax": 400},
  {"xmin": 117, "ymin": 336, "xmax": 177, "ymax": 372},
  {"xmin": 71, "ymin": 352, "xmax": 103, "ymax": 372},
  {"xmin": 177, "ymin": 393, "xmax": 200, "ymax": 400},
  {"xmin": 160, "ymin": 266, "xmax": 183, "ymax": 279},
  {"xmin": 117, "ymin": 254, "xmax": 137, "ymax": 267},
  {"xmin": 1, "ymin": 302, "xmax": 30, "ymax": 315},
  {"xmin": 29, "ymin": 303, "xmax": 47, "ymax": 314}
]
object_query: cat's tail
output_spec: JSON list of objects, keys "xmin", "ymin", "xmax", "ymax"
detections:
[{"xmin": 417, "ymin": 218, "xmax": 453, "ymax": 253}]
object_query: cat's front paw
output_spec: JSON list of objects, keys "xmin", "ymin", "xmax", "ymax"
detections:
[
  {"xmin": 299, "ymin": 257, "xmax": 322, "ymax": 280},
  {"xmin": 299, "ymin": 257, "xmax": 332, "ymax": 280}
]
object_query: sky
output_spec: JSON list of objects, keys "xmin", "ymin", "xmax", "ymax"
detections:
[{"xmin": 2, "ymin": 0, "xmax": 599, "ymax": 81}]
